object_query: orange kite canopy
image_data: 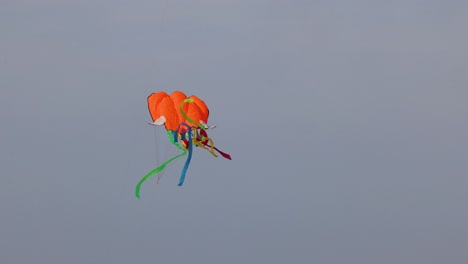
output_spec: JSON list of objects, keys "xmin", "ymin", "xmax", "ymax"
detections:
[{"xmin": 147, "ymin": 91, "xmax": 209, "ymax": 132}]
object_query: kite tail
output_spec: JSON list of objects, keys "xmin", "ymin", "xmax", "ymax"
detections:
[
  {"xmin": 192, "ymin": 129, "xmax": 218, "ymax": 157},
  {"xmin": 135, "ymin": 150, "xmax": 187, "ymax": 199},
  {"xmin": 198, "ymin": 129, "xmax": 231, "ymax": 160},
  {"xmin": 174, "ymin": 99, "xmax": 203, "ymax": 187},
  {"xmin": 201, "ymin": 140, "xmax": 231, "ymax": 160},
  {"xmin": 211, "ymin": 145, "xmax": 231, "ymax": 160},
  {"xmin": 177, "ymin": 123, "xmax": 193, "ymax": 186}
]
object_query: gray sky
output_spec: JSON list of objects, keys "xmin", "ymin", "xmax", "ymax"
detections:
[{"xmin": 1, "ymin": 0, "xmax": 468, "ymax": 263}]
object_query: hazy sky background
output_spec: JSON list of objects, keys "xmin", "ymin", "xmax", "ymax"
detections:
[{"xmin": 1, "ymin": 0, "xmax": 468, "ymax": 263}]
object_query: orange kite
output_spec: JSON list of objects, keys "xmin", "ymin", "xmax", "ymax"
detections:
[{"xmin": 135, "ymin": 91, "xmax": 231, "ymax": 198}]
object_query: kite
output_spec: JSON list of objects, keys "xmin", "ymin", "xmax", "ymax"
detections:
[{"xmin": 135, "ymin": 91, "xmax": 231, "ymax": 198}]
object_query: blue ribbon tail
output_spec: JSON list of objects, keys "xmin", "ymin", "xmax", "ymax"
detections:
[{"xmin": 178, "ymin": 127, "xmax": 193, "ymax": 186}]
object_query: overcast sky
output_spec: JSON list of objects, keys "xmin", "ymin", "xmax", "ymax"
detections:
[{"xmin": 1, "ymin": 1, "xmax": 468, "ymax": 263}]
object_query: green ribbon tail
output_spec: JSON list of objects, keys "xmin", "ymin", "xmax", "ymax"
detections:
[{"xmin": 135, "ymin": 150, "xmax": 187, "ymax": 199}]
